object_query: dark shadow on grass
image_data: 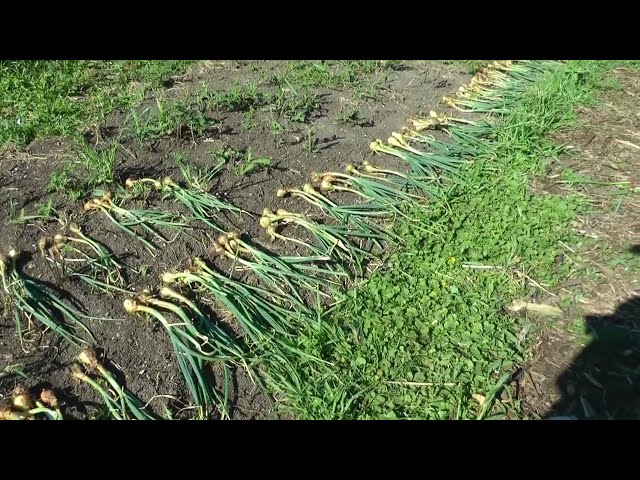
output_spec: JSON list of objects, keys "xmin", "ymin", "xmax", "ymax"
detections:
[{"xmin": 546, "ymin": 245, "xmax": 640, "ymax": 419}]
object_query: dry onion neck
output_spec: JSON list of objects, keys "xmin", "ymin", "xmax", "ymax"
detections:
[
  {"xmin": 38, "ymin": 237, "xmax": 54, "ymax": 256},
  {"xmin": 39, "ymin": 389, "xmax": 59, "ymax": 409},
  {"xmin": 162, "ymin": 176, "xmax": 178, "ymax": 189},
  {"xmin": 53, "ymin": 233, "xmax": 68, "ymax": 245},
  {"xmin": 78, "ymin": 347, "xmax": 100, "ymax": 369},
  {"xmin": 12, "ymin": 385, "xmax": 34, "ymax": 412},
  {"xmin": 70, "ymin": 363, "xmax": 88, "ymax": 381},
  {"xmin": 159, "ymin": 287, "xmax": 192, "ymax": 306},
  {"xmin": 68, "ymin": 223, "xmax": 82, "ymax": 235},
  {"xmin": 123, "ymin": 298, "xmax": 140, "ymax": 313},
  {"xmin": 320, "ymin": 179, "xmax": 334, "ymax": 191}
]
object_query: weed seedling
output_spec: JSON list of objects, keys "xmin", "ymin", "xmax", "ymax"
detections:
[
  {"xmin": 233, "ymin": 149, "xmax": 272, "ymax": 176},
  {"xmin": 8, "ymin": 199, "xmax": 58, "ymax": 225},
  {"xmin": 306, "ymin": 127, "xmax": 319, "ymax": 154}
]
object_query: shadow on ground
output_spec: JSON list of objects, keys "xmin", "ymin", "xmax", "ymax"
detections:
[{"xmin": 546, "ymin": 245, "xmax": 640, "ymax": 419}]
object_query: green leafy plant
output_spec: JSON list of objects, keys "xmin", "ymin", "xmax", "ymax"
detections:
[
  {"xmin": 0, "ymin": 60, "xmax": 193, "ymax": 147},
  {"xmin": 233, "ymin": 149, "xmax": 272, "ymax": 176},
  {"xmin": 128, "ymin": 92, "xmax": 215, "ymax": 144},
  {"xmin": 46, "ymin": 138, "xmax": 119, "ymax": 200},
  {"xmin": 8, "ymin": 199, "xmax": 58, "ymax": 225}
]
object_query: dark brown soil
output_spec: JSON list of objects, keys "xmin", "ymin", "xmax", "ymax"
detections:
[
  {"xmin": 518, "ymin": 67, "xmax": 640, "ymax": 419},
  {"xmin": 0, "ymin": 61, "xmax": 470, "ymax": 419}
]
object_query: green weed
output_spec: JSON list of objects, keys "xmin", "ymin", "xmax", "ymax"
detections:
[
  {"xmin": 209, "ymin": 82, "xmax": 266, "ymax": 111},
  {"xmin": 0, "ymin": 60, "xmax": 194, "ymax": 147},
  {"xmin": 272, "ymin": 60, "xmax": 402, "ymax": 91},
  {"xmin": 305, "ymin": 126, "xmax": 319, "ymax": 154},
  {"xmin": 8, "ymin": 199, "xmax": 57, "ymax": 225},
  {"xmin": 47, "ymin": 164, "xmax": 85, "ymax": 201},
  {"xmin": 0, "ymin": 363, "xmax": 28, "ymax": 380},
  {"xmin": 336, "ymin": 106, "xmax": 373, "ymax": 127},
  {"xmin": 127, "ymin": 92, "xmax": 214, "ymax": 144},
  {"xmin": 46, "ymin": 139, "xmax": 119, "ymax": 200},
  {"xmin": 233, "ymin": 149, "xmax": 272, "ymax": 176}
]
